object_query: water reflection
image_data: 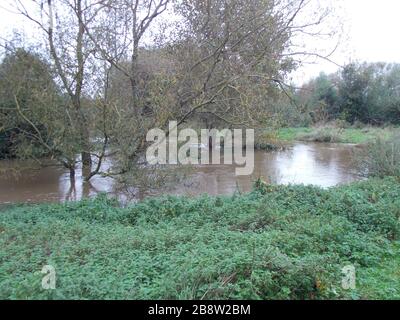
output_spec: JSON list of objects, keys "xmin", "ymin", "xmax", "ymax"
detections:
[
  {"xmin": 0, "ymin": 142, "xmax": 360, "ymax": 204},
  {"xmin": 170, "ymin": 143, "xmax": 359, "ymax": 197}
]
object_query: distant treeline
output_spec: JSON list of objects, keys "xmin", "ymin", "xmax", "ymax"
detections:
[{"xmin": 293, "ymin": 62, "xmax": 400, "ymax": 126}]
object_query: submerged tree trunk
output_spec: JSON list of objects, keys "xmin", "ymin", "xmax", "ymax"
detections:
[
  {"xmin": 81, "ymin": 125, "xmax": 92, "ymax": 168},
  {"xmin": 82, "ymin": 151, "xmax": 92, "ymax": 167},
  {"xmin": 76, "ymin": 0, "xmax": 91, "ymax": 170},
  {"xmin": 69, "ymin": 167, "xmax": 75, "ymax": 181}
]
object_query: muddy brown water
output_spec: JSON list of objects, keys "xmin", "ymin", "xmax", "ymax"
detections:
[{"xmin": 0, "ymin": 142, "xmax": 361, "ymax": 204}]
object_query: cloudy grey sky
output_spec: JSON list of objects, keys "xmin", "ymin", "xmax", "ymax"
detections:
[{"xmin": 1, "ymin": 0, "xmax": 400, "ymax": 84}]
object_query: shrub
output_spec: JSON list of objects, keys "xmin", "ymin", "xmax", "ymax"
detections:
[
  {"xmin": 300, "ymin": 127, "xmax": 343, "ymax": 143},
  {"xmin": 254, "ymin": 131, "xmax": 286, "ymax": 151},
  {"xmin": 356, "ymin": 134, "xmax": 400, "ymax": 178}
]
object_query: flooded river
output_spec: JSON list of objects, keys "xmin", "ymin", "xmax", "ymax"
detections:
[{"xmin": 0, "ymin": 142, "xmax": 361, "ymax": 204}]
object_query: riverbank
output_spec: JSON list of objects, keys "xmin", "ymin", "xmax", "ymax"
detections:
[
  {"xmin": 275, "ymin": 126, "xmax": 399, "ymax": 144},
  {"xmin": 1, "ymin": 177, "xmax": 399, "ymax": 299}
]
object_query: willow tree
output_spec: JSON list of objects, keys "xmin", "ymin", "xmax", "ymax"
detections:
[
  {"xmin": 168, "ymin": 0, "xmax": 337, "ymax": 130},
  {"xmin": 9, "ymin": 0, "xmax": 339, "ymax": 184},
  {"xmin": 80, "ymin": 0, "xmax": 338, "ymax": 172}
]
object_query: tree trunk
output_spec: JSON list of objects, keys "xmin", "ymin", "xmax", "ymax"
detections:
[
  {"xmin": 76, "ymin": 112, "xmax": 92, "ymax": 168},
  {"xmin": 69, "ymin": 167, "xmax": 76, "ymax": 181},
  {"xmin": 76, "ymin": 0, "xmax": 91, "ymax": 169},
  {"xmin": 81, "ymin": 120, "xmax": 92, "ymax": 168},
  {"xmin": 82, "ymin": 151, "xmax": 92, "ymax": 167}
]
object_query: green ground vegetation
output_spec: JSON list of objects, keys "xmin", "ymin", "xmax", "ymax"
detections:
[
  {"xmin": 275, "ymin": 126, "xmax": 399, "ymax": 144},
  {"xmin": 1, "ymin": 177, "xmax": 399, "ymax": 300}
]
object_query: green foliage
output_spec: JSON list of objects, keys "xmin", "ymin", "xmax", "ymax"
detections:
[
  {"xmin": 338, "ymin": 63, "xmax": 371, "ymax": 123},
  {"xmin": 0, "ymin": 178, "xmax": 399, "ymax": 300},
  {"xmin": 339, "ymin": 63, "xmax": 400, "ymax": 124},
  {"xmin": 0, "ymin": 48, "xmax": 63, "ymax": 159},
  {"xmin": 297, "ymin": 63, "xmax": 400, "ymax": 125},
  {"xmin": 357, "ymin": 242, "xmax": 400, "ymax": 300},
  {"xmin": 307, "ymin": 72, "xmax": 340, "ymax": 121}
]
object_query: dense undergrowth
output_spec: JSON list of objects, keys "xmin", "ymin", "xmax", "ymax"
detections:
[
  {"xmin": 0, "ymin": 177, "xmax": 399, "ymax": 300},
  {"xmin": 356, "ymin": 134, "xmax": 400, "ymax": 178}
]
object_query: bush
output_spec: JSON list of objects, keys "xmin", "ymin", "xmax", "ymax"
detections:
[
  {"xmin": 356, "ymin": 134, "xmax": 400, "ymax": 178},
  {"xmin": 300, "ymin": 127, "xmax": 343, "ymax": 143},
  {"xmin": 254, "ymin": 130, "xmax": 286, "ymax": 151}
]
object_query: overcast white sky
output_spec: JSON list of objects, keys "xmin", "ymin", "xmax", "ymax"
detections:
[
  {"xmin": 292, "ymin": 0, "xmax": 400, "ymax": 83},
  {"xmin": 1, "ymin": 0, "xmax": 400, "ymax": 84}
]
